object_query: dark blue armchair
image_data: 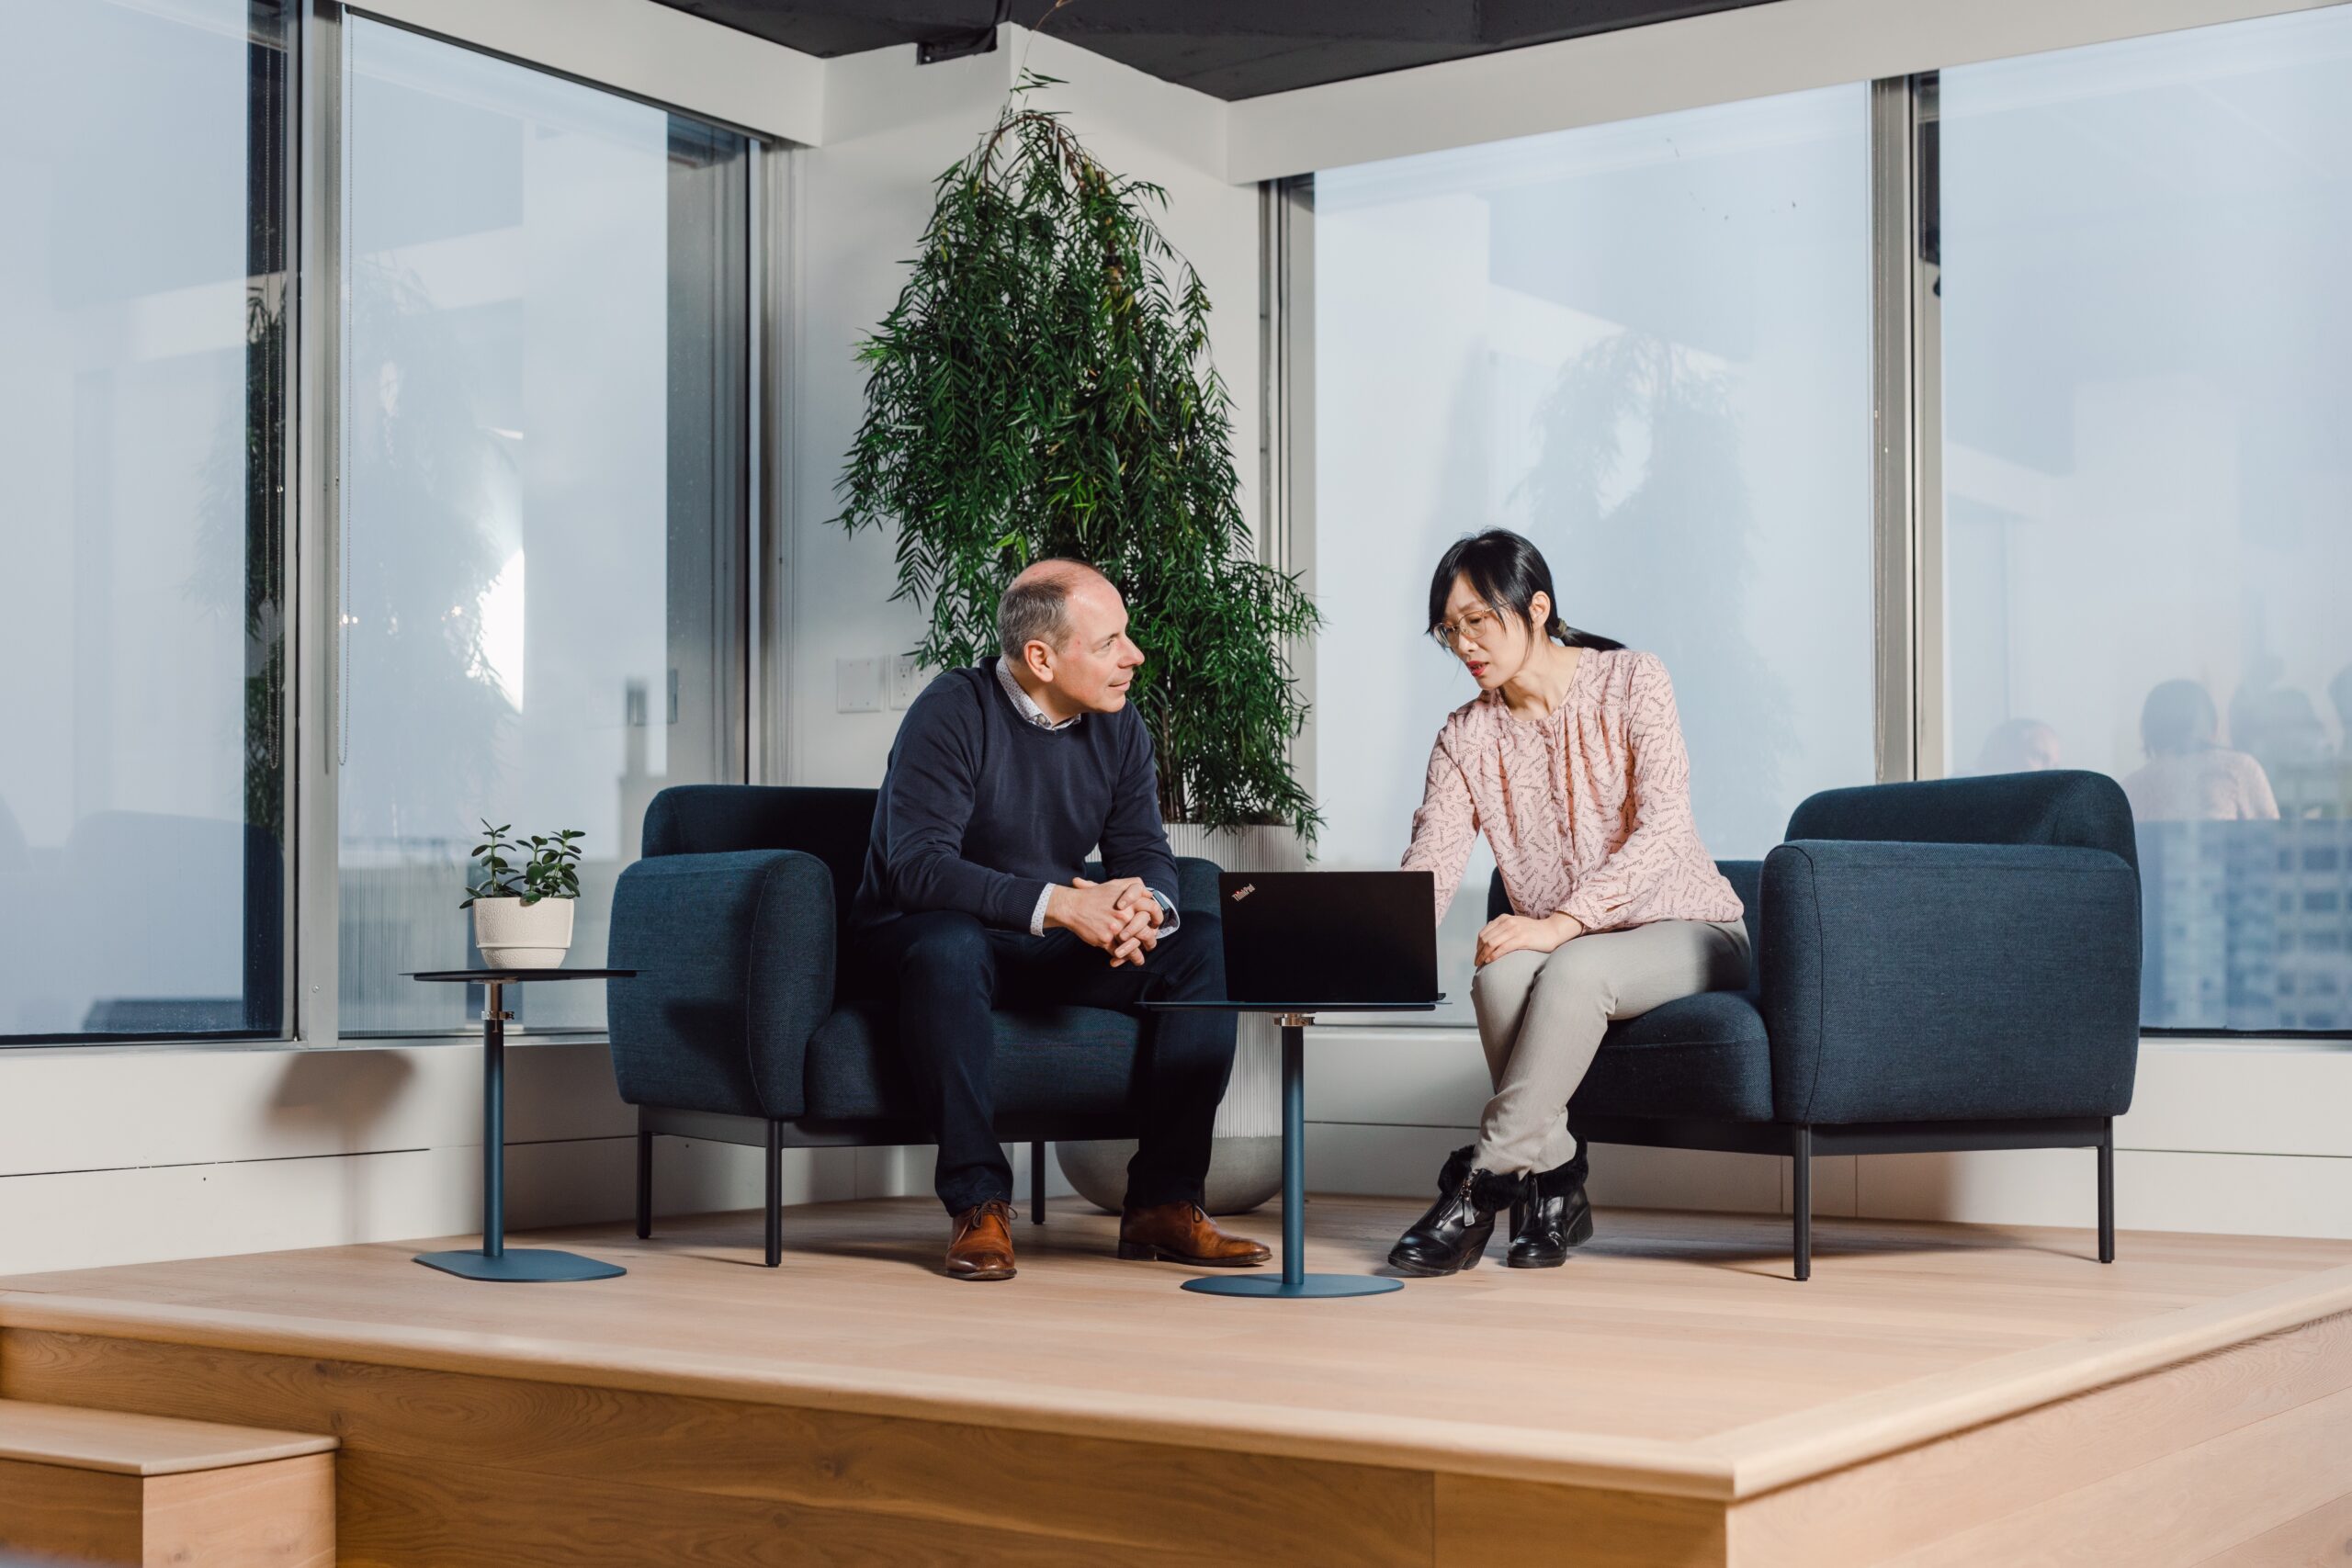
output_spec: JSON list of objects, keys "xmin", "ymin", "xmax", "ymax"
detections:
[
  {"xmin": 604, "ymin": 784, "xmax": 1222, "ymax": 1265},
  {"xmin": 1487, "ymin": 770, "xmax": 2143, "ymax": 1279}
]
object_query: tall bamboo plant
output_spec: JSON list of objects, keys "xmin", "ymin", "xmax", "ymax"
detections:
[{"xmin": 835, "ymin": 79, "xmax": 1319, "ymax": 838}]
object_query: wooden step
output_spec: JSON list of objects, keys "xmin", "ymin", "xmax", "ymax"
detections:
[{"xmin": 0, "ymin": 1400, "xmax": 334, "ymax": 1567}]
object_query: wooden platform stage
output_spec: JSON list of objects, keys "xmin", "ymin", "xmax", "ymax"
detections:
[{"xmin": 2, "ymin": 1196, "xmax": 2349, "ymax": 1566}]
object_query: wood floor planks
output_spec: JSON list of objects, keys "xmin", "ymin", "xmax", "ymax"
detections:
[
  {"xmin": 2194, "ymin": 1490, "xmax": 2352, "ymax": 1566},
  {"xmin": 143, "ymin": 1452, "xmax": 336, "ymax": 1568},
  {"xmin": 1880, "ymin": 1382, "xmax": 2352, "ymax": 1567},
  {"xmin": 3, "ymin": 1196, "xmax": 2349, "ymax": 1565},
  {"xmin": 1434, "ymin": 1474, "xmax": 1725, "ymax": 1567},
  {"xmin": 4, "ymin": 1197, "xmax": 2345, "ymax": 1491},
  {"xmin": 335, "ymin": 1447, "xmax": 1305, "ymax": 1568},
  {"xmin": 0, "ymin": 1448, "xmax": 334, "ymax": 1568},
  {"xmin": 0, "ymin": 1331, "xmax": 1433, "ymax": 1567},
  {"xmin": 0, "ymin": 1457, "xmax": 144, "ymax": 1563},
  {"xmin": 1725, "ymin": 1310, "xmax": 2352, "ymax": 1567},
  {"xmin": 0, "ymin": 1397, "xmax": 334, "ymax": 1474}
]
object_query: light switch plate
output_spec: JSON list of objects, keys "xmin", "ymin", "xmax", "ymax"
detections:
[
  {"xmin": 888, "ymin": 654, "xmax": 922, "ymax": 709},
  {"xmin": 834, "ymin": 657, "xmax": 884, "ymax": 713}
]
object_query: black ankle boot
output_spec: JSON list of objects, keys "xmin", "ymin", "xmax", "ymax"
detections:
[
  {"xmin": 1507, "ymin": 1146, "xmax": 1589, "ymax": 1242},
  {"xmin": 1506, "ymin": 1155, "xmax": 1594, "ymax": 1269},
  {"xmin": 1388, "ymin": 1147, "xmax": 1523, "ymax": 1277}
]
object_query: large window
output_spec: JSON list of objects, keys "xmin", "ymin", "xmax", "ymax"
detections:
[
  {"xmin": 1939, "ymin": 7, "xmax": 2352, "ymax": 1032},
  {"xmin": 1312, "ymin": 86, "xmax": 1874, "ymax": 1020},
  {"xmin": 0, "ymin": 1, "xmax": 291, "ymax": 1041},
  {"xmin": 335, "ymin": 18, "xmax": 749, "ymax": 1035},
  {"xmin": 0, "ymin": 5, "xmax": 757, "ymax": 1048}
]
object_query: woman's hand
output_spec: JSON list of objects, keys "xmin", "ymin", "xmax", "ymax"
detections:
[{"xmin": 1475, "ymin": 911, "xmax": 1585, "ymax": 966}]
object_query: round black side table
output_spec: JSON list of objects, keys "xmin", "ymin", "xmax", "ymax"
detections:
[
  {"xmin": 405, "ymin": 968, "xmax": 635, "ymax": 1282},
  {"xmin": 1141, "ymin": 1000, "xmax": 1436, "ymax": 1299}
]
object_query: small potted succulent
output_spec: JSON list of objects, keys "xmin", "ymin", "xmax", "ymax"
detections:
[{"xmin": 462, "ymin": 820, "xmax": 584, "ymax": 968}]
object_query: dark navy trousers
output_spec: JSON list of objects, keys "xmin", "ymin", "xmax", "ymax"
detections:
[{"xmin": 851, "ymin": 910, "xmax": 1236, "ymax": 1213}]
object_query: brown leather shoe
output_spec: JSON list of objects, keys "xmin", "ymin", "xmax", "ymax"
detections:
[
  {"xmin": 945, "ymin": 1200, "xmax": 1017, "ymax": 1281},
  {"xmin": 1116, "ymin": 1201, "xmax": 1272, "ymax": 1268}
]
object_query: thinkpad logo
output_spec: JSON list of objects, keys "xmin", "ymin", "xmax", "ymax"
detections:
[{"xmin": 1230, "ymin": 883, "xmax": 1256, "ymax": 901}]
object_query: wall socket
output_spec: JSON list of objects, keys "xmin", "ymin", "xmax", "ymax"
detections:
[
  {"xmin": 834, "ymin": 657, "xmax": 884, "ymax": 713},
  {"xmin": 888, "ymin": 654, "xmax": 922, "ymax": 710}
]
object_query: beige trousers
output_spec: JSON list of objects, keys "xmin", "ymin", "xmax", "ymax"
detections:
[{"xmin": 1469, "ymin": 919, "xmax": 1751, "ymax": 1175}]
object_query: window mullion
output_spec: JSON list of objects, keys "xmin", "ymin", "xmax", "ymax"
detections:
[
  {"xmin": 293, "ymin": 0, "xmax": 345, "ymax": 1044},
  {"xmin": 1871, "ymin": 74, "xmax": 1922, "ymax": 785}
]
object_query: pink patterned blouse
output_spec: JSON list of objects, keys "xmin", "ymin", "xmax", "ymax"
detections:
[{"xmin": 1402, "ymin": 649, "xmax": 1744, "ymax": 933}]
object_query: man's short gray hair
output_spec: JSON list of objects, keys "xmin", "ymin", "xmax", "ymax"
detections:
[{"xmin": 997, "ymin": 559, "xmax": 1100, "ymax": 661}]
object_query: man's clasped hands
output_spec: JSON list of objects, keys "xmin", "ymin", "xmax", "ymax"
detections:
[{"xmin": 1044, "ymin": 876, "xmax": 1165, "ymax": 966}]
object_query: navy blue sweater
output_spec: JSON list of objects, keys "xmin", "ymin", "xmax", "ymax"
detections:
[{"xmin": 850, "ymin": 665, "xmax": 1180, "ymax": 932}]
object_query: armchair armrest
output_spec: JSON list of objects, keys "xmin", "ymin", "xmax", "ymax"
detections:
[
  {"xmin": 1760, "ymin": 839, "xmax": 2141, "ymax": 1125},
  {"xmin": 1170, "ymin": 854, "xmax": 1224, "ymax": 922},
  {"xmin": 606, "ymin": 849, "xmax": 834, "ymax": 1121}
]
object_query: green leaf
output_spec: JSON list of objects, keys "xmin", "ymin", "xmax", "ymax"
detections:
[{"xmin": 828, "ymin": 97, "xmax": 1319, "ymax": 839}]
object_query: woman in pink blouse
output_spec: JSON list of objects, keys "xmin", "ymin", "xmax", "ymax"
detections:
[{"xmin": 1388, "ymin": 531, "xmax": 1749, "ymax": 1276}]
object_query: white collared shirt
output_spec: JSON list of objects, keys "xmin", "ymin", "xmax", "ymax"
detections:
[{"xmin": 993, "ymin": 653, "xmax": 1082, "ymax": 732}]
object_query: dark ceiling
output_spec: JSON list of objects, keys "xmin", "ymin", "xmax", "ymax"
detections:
[{"xmin": 645, "ymin": 1, "xmax": 1779, "ymax": 101}]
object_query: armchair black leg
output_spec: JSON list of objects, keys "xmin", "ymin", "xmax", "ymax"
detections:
[
  {"xmin": 2098, "ymin": 1117, "xmax": 2116, "ymax": 1264},
  {"xmin": 635, "ymin": 1125, "xmax": 653, "ymax": 1240},
  {"xmin": 763, "ymin": 1119, "xmax": 783, "ymax": 1269},
  {"xmin": 1030, "ymin": 1140, "xmax": 1046, "ymax": 1224},
  {"xmin": 1792, "ymin": 1125, "xmax": 1813, "ymax": 1282}
]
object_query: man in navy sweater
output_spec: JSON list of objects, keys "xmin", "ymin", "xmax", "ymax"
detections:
[{"xmin": 849, "ymin": 559, "xmax": 1272, "ymax": 1281}]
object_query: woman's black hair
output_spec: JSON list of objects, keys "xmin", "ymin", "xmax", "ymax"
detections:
[
  {"xmin": 1427, "ymin": 529, "xmax": 1623, "ymax": 651},
  {"xmin": 2140, "ymin": 679, "xmax": 2219, "ymax": 758}
]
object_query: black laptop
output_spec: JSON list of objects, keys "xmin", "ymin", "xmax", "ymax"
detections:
[{"xmin": 1214, "ymin": 871, "xmax": 1442, "ymax": 1007}]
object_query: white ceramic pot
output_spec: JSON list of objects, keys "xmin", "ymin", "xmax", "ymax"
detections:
[
  {"xmin": 471, "ymin": 896, "xmax": 575, "ymax": 969},
  {"xmin": 1052, "ymin": 827, "xmax": 1305, "ymax": 1216},
  {"xmin": 1164, "ymin": 823, "xmax": 1307, "ymax": 1141},
  {"xmin": 1056, "ymin": 1134, "xmax": 1282, "ymax": 1216}
]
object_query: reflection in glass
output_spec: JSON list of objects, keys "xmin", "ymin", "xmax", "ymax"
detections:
[
  {"xmin": 1940, "ymin": 6, "xmax": 2352, "ymax": 1032},
  {"xmin": 0, "ymin": 1, "xmax": 289, "ymax": 1040},
  {"xmin": 336, "ymin": 20, "xmax": 746, "ymax": 1034},
  {"xmin": 1314, "ymin": 86, "xmax": 1873, "ymax": 1020}
]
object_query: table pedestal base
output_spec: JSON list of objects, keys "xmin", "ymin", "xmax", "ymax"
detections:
[
  {"xmin": 403, "ymin": 975, "xmax": 632, "ymax": 1285},
  {"xmin": 413, "ymin": 1247, "xmax": 626, "ymax": 1283},
  {"xmin": 1182, "ymin": 1273, "xmax": 1401, "ymax": 1299}
]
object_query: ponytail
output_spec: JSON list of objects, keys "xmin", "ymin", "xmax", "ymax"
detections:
[{"xmin": 1429, "ymin": 530, "xmax": 1623, "ymax": 651}]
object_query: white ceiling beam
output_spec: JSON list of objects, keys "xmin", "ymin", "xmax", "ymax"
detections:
[
  {"xmin": 1227, "ymin": 0, "xmax": 2352, "ymax": 182},
  {"xmin": 356, "ymin": 0, "xmax": 825, "ymax": 144}
]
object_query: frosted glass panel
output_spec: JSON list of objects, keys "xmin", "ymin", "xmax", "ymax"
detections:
[
  {"xmin": 337, "ymin": 19, "xmax": 745, "ymax": 1034},
  {"xmin": 1314, "ymin": 85, "xmax": 1873, "ymax": 1021},
  {"xmin": 1940, "ymin": 8, "xmax": 2352, "ymax": 1032},
  {"xmin": 0, "ymin": 0, "xmax": 288, "ymax": 1040}
]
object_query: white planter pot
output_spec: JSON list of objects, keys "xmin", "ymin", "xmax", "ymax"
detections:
[
  {"xmin": 1165, "ymin": 823, "xmax": 1307, "ymax": 1142},
  {"xmin": 1056, "ymin": 1134, "xmax": 1281, "ymax": 1217},
  {"xmin": 470, "ymin": 897, "xmax": 575, "ymax": 969},
  {"xmin": 1051, "ymin": 823, "xmax": 1306, "ymax": 1216}
]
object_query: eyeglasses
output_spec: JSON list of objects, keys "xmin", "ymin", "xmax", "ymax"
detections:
[{"xmin": 1430, "ymin": 607, "xmax": 1503, "ymax": 649}]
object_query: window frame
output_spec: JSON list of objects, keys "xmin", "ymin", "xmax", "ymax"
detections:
[
  {"xmin": 1273, "ymin": 37, "xmax": 2352, "ymax": 1043},
  {"xmin": 0, "ymin": 0, "xmax": 300, "ymax": 1046},
  {"xmin": 0, "ymin": 1, "xmax": 776, "ymax": 1049},
  {"xmin": 307, "ymin": 4, "xmax": 770, "ymax": 1045}
]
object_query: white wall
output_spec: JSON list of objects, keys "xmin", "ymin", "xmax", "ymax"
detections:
[{"xmin": 0, "ymin": 1038, "xmax": 884, "ymax": 1277}]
